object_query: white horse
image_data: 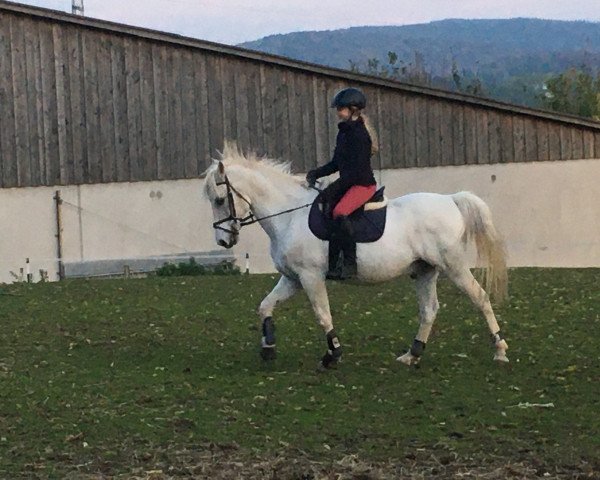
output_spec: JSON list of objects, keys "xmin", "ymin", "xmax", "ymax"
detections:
[{"xmin": 203, "ymin": 145, "xmax": 509, "ymax": 369}]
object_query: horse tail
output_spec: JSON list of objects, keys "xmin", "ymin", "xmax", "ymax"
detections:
[{"xmin": 452, "ymin": 192, "xmax": 508, "ymax": 304}]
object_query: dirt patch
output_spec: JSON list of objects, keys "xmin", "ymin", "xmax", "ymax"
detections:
[{"xmin": 66, "ymin": 444, "xmax": 598, "ymax": 479}]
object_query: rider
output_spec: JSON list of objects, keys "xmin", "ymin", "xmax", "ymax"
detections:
[{"xmin": 306, "ymin": 87, "xmax": 379, "ymax": 280}]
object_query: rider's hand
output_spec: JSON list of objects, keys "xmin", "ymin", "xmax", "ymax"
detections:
[{"xmin": 306, "ymin": 170, "xmax": 318, "ymax": 187}]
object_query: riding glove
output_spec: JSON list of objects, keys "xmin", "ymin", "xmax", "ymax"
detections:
[{"xmin": 306, "ymin": 169, "xmax": 318, "ymax": 186}]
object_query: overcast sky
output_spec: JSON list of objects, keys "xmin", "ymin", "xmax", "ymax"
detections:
[{"xmin": 16, "ymin": 0, "xmax": 600, "ymax": 44}]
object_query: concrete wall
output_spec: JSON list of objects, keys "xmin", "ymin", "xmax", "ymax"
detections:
[
  {"xmin": 1, "ymin": 159, "xmax": 599, "ymax": 283},
  {"xmin": 379, "ymin": 158, "xmax": 600, "ymax": 268},
  {"xmin": 0, "ymin": 180, "xmax": 246, "ymax": 283}
]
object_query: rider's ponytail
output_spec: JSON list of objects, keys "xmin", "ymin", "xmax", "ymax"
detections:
[
  {"xmin": 349, "ymin": 103, "xmax": 379, "ymax": 156},
  {"xmin": 361, "ymin": 114, "xmax": 379, "ymax": 155}
]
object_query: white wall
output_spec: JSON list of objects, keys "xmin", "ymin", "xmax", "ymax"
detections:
[
  {"xmin": 379, "ymin": 158, "xmax": 600, "ymax": 268},
  {"xmin": 1, "ymin": 159, "xmax": 598, "ymax": 283},
  {"xmin": 0, "ymin": 180, "xmax": 261, "ymax": 283}
]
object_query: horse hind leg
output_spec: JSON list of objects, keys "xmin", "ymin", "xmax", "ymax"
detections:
[
  {"xmin": 446, "ymin": 266, "xmax": 509, "ymax": 363},
  {"xmin": 258, "ymin": 275, "xmax": 299, "ymax": 360},
  {"xmin": 398, "ymin": 261, "xmax": 440, "ymax": 366}
]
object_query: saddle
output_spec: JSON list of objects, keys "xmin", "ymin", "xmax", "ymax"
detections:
[{"xmin": 308, "ymin": 187, "xmax": 388, "ymax": 243}]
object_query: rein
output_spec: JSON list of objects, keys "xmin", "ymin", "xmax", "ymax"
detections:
[{"xmin": 212, "ymin": 176, "xmax": 320, "ymax": 235}]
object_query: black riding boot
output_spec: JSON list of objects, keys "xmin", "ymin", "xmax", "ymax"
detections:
[
  {"xmin": 326, "ymin": 217, "xmax": 357, "ymax": 280},
  {"xmin": 326, "ymin": 232, "xmax": 342, "ymax": 279},
  {"xmin": 324, "ymin": 202, "xmax": 343, "ymax": 279},
  {"xmin": 338, "ymin": 216, "xmax": 357, "ymax": 279}
]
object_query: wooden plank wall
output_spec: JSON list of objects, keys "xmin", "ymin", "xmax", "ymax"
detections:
[{"xmin": 1, "ymin": 12, "xmax": 600, "ymax": 188}]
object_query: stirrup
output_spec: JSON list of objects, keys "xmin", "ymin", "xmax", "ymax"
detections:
[
  {"xmin": 326, "ymin": 263, "xmax": 356, "ymax": 281},
  {"xmin": 326, "ymin": 267, "xmax": 343, "ymax": 280},
  {"xmin": 339, "ymin": 263, "xmax": 357, "ymax": 280}
]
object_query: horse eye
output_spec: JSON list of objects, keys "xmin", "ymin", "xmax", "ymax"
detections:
[{"xmin": 215, "ymin": 197, "xmax": 225, "ymax": 207}]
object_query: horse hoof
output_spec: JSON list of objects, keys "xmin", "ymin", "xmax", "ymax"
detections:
[
  {"xmin": 317, "ymin": 352, "xmax": 341, "ymax": 372},
  {"xmin": 260, "ymin": 347, "xmax": 276, "ymax": 361},
  {"xmin": 396, "ymin": 352, "xmax": 419, "ymax": 366},
  {"xmin": 317, "ymin": 359, "xmax": 339, "ymax": 372},
  {"xmin": 493, "ymin": 353, "xmax": 509, "ymax": 363}
]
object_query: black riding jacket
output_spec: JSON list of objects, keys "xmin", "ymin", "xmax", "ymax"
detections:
[{"xmin": 314, "ymin": 117, "xmax": 376, "ymax": 188}]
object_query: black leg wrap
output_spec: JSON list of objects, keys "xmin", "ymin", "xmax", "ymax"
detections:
[
  {"xmin": 262, "ymin": 317, "xmax": 276, "ymax": 346},
  {"xmin": 326, "ymin": 330, "xmax": 341, "ymax": 353},
  {"xmin": 260, "ymin": 317, "xmax": 276, "ymax": 361},
  {"xmin": 491, "ymin": 331, "xmax": 504, "ymax": 345},
  {"xmin": 410, "ymin": 339, "xmax": 426, "ymax": 357},
  {"xmin": 320, "ymin": 330, "xmax": 342, "ymax": 369}
]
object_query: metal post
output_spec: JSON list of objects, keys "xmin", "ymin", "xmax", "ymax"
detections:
[
  {"xmin": 26, "ymin": 258, "xmax": 32, "ymax": 283},
  {"xmin": 54, "ymin": 190, "xmax": 65, "ymax": 281},
  {"xmin": 72, "ymin": 0, "xmax": 84, "ymax": 15}
]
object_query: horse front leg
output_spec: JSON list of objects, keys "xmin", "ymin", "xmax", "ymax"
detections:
[
  {"xmin": 299, "ymin": 274, "xmax": 342, "ymax": 370},
  {"xmin": 258, "ymin": 275, "xmax": 299, "ymax": 360}
]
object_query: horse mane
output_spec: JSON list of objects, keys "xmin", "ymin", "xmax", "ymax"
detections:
[
  {"xmin": 203, "ymin": 141, "xmax": 305, "ymax": 199},
  {"xmin": 221, "ymin": 141, "xmax": 293, "ymax": 174}
]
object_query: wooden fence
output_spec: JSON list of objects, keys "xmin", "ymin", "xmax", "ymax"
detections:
[{"xmin": 1, "ymin": 1, "xmax": 600, "ymax": 188}]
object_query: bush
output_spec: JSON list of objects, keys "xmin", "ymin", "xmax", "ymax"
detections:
[{"xmin": 156, "ymin": 257, "xmax": 240, "ymax": 277}]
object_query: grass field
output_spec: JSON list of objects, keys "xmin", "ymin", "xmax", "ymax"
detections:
[{"xmin": 0, "ymin": 269, "xmax": 599, "ymax": 478}]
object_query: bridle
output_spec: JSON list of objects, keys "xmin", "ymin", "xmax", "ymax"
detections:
[
  {"xmin": 212, "ymin": 176, "xmax": 255, "ymax": 235},
  {"xmin": 211, "ymin": 175, "xmax": 317, "ymax": 235}
]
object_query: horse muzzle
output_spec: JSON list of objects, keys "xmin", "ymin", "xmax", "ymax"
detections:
[{"xmin": 217, "ymin": 234, "xmax": 238, "ymax": 249}]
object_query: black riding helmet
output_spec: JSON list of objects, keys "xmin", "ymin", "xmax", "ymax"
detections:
[{"xmin": 331, "ymin": 87, "xmax": 367, "ymax": 110}]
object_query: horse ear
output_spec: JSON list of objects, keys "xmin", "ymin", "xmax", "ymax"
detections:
[{"xmin": 218, "ymin": 161, "xmax": 225, "ymax": 175}]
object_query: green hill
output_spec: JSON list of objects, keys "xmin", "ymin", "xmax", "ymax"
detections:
[{"xmin": 240, "ymin": 18, "xmax": 600, "ymax": 107}]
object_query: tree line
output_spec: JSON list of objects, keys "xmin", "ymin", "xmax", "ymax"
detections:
[{"xmin": 349, "ymin": 51, "xmax": 600, "ymax": 120}]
